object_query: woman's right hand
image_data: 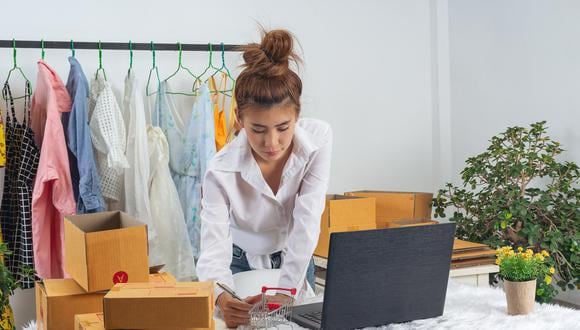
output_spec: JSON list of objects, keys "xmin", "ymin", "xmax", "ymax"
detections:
[{"xmin": 217, "ymin": 292, "xmax": 261, "ymax": 328}]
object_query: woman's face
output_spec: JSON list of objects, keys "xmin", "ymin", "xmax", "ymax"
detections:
[{"xmin": 238, "ymin": 103, "xmax": 298, "ymax": 163}]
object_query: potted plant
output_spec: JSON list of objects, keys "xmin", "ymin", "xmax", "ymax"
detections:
[
  {"xmin": 496, "ymin": 246, "xmax": 553, "ymax": 315},
  {"xmin": 1, "ymin": 241, "xmax": 35, "ymax": 330},
  {"xmin": 433, "ymin": 121, "xmax": 579, "ymax": 302}
]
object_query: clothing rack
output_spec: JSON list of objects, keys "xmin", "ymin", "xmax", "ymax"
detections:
[{"xmin": 0, "ymin": 40, "xmax": 242, "ymax": 51}]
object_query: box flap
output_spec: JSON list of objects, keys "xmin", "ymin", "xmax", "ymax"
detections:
[
  {"xmin": 42, "ymin": 278, "xmax": 96, "ymax": 297},
  {"xmin": 66, "ymin": 211, "xmax": 146, "ymax": 233}
]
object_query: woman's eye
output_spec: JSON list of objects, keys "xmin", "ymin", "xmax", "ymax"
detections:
[
  {"xmin": 278, "ymin": 126, "xmax": 289, "ymax": 132},
  {"xmin": 252, "ymin": 129, "xmax": 266, "ymax": 134}
]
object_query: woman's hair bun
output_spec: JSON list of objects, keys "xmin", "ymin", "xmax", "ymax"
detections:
[{"xmin": 241, "ymin": 29, "xmax": 301, "ymax": 77}]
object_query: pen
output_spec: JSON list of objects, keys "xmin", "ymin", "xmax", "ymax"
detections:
[{"xmin": 216, "ymin": 282, "xmax": 244, "ymax": 301}]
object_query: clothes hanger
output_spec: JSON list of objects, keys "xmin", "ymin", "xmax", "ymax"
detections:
[
  {"xmin": 95, "ymin": 41, "xmax": 107, "ymax": 81},
  {"xmin": 162, "ymin": 42, "xmax": 200, "ymax": 96},
  {"xmin": 2, "ymin": 39, "xmax": 32, "ymax": 101},
  {"xmin": 70, "ymin": 40, "xmax": 76, "ymax": 58},
  {"xmin": 127, "ymin": 40, "xmax": 133, "ymax": 75},
  {"xmin": 208, "ymin": 43, "xmax": 235, "ymax": 96},
  {"xmin": 192, "ymin": 43, "xmax": 221, "ymax": 93},
  {"xmin": 41, "ymin": 39, "xmax": 46, "ymax": 60},
  {"xmin": 146, "ymin": 41, "xmax": 162, "ymax": 96}
]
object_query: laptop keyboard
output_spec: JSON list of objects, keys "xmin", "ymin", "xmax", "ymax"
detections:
[{"xmin": 299, "ymin": 310, "xmax": 322, "ymax": 324}]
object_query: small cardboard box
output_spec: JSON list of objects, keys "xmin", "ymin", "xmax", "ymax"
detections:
[
  {"xmin": 74, "ymin": 313, "xmax": 105, "ymax": 330},
  {"xmin": 314, "ymin": 195, "xmax": 376, "ymax": 258},
  {"xmin": 64, "ymin": 211, "xmax": 149, "ymax": 293},
  {"xmin": 103, "ymin": 281, "xmax": 215, "ymax": 329},
  {"xmin": 345, "ymin": 191, "xmax": 433, "ymax": 228},
  {"xmin": 36, "ymin": 273, "xmax": 177, "ymax": 330}
]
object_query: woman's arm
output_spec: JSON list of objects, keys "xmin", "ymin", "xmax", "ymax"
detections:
[
  {"xmin": 278, "ymin": 126, "xmax": 333, "ymax": 294},
  {"xmin": 196, "ymin": 170, "xmax": 234, "ymax": 302}
]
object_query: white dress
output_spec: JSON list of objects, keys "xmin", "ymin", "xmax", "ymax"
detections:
[{"xmin": 147, "ymin": 125, "xmax": 196, "ymax": 280}]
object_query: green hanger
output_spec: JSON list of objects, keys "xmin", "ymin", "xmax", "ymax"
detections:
[
  {"xmin": 2, "ymin": 39, "xmax": 32, "ymax": 101},
  {"xmin": 70, "ymin": 40, "xmax": 76, "ymax": 58},
  {"xmin": 193, "ymin": 43, "xmax": 221, "ymax": 93},
  {"xmin": 209, "ymin": 43, "xmax": 236, "ymax": 96},
  {"xmin": 95, "ymin": 41, "xmax": 107, "ymax": 80},
  {"xmin": 41, "ymin": 39, "xmax": 46, "ymax": 60},
  {"xmin": 162, "ymin": 42, "xmax": 200, "ymax": 97},
  {"xmin": 146, "ymin": 41, "xmax": 162, "ymax": 96},
  {"xmin": 127, "ymin": 40, "xmax": 133, "ymax": 75}
]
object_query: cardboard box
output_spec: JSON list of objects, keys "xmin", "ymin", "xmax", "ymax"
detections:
[
  {"xmin": 74, "ymin": 313, "xmax": 105, "ymax": 330},
  {"xmin": 345, "ymin": 191, "xmax": 433, "ymax": 228},
  {"xmin": 386, "ymin": 218, "xmax": 438, "ymax": 228},
  {"xmin": 64, "ymin": 211, "xmax": 149, "ymax": 293},
  {"xmin": 36, "ymin": 273, "xmax": 177, "ymax": 330},
  {"xmin": 103, "ymin": 282, "xmax": 214, "ymax": 329},
  {"xmin": 35, "ymin": 279, "xmax": 106, "ymax": 330},
  {"xmin": 314, "ymin": 195, "xmax": 376, "ymax": 258}
]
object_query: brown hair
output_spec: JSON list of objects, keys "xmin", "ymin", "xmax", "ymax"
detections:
[{"xmin": 235, "ymin": 29, "xmax": 303, "ymax": 116}]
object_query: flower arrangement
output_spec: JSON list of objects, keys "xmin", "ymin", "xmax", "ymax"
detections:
[{"xmin": 496, "ymin": 246, "xmax": 554, "ymax": 284}]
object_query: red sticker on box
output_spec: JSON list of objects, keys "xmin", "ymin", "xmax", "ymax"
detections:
[{"xmin": 113, "ymin": 271, "xmax": 129, "ymax": 284}]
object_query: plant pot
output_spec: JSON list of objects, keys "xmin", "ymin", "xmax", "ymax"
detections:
[{"xmin": 504, "ymin": 279, "xmax": 536, "ymax": 315}]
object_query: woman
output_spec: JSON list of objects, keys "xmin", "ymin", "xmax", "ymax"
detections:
[{"xmin": 196, "ymin": 29, "xmax": 332, "ymax": 328}]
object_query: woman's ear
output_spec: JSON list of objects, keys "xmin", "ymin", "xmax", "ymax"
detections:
[{"xmin": 235, "ymin": 108, "xmax": 244, "ymax": 129}]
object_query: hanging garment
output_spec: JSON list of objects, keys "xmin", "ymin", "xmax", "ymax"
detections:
[
  {"xmin": 0, "ymin": 108, "xmax": 6, "ymax": 167},
  {"xmin": 122, "ymin": 72, "xmax": 161, "ymax": 268},
  {"xmin": 153, "ymin": 81, "xmax": 216, "ymax": 259},
  {"xmin": 0, "ymin": 81, "xmax": 40, "ymax": 289},
  {"xmin": 208, "ymin": 73, "xmax": 228, "ymax": 151},
  {"xmin": 31, "ymin": 61, "xmax": 77, "ymax": 279},
  {"xmin": 226, "ymin": 89, "xmax": 239, "ymax": 143},
  {"xmin": 63, "ymin": 57, "xmax": 105, "ymax": 214},
  {"xmin": 89, "ymin": 76, "xmax": 129, "ymax": 208},
  {"xmin": 147, "ymin": 125, "xmax": 196, "ymax": 279}
]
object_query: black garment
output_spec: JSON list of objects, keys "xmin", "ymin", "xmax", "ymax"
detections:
[{"xmin": 0, "ymin": 82, "xmax": 40, "ymax": 289}]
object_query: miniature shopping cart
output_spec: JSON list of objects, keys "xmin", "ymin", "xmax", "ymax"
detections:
[{"xmin": 249, "ymin": 286, "xmax": 297, "ymax": 329}]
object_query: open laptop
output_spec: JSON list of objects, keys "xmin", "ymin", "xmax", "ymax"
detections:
[{"xmin": 291, "ymin": 223, "xmax": 456, "ymax": 329}]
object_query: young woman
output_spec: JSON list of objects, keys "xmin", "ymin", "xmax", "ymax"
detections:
[{"xmin": 196, "ymin": 29, "xmax": 332, "ymax": 327}]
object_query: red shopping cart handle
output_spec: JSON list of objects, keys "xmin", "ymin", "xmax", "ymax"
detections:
[
  {"xmin": 261, "ymin": 286, "xmax": 297, "ymax": 295},
  {"xmin": 267, "ymin": 302, "xmax": 282, "ymax": 311}
]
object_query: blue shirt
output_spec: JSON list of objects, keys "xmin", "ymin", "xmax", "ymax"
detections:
[{"xmin": 63, "ymin": 57, "xmax": 105, "ymax": 213}]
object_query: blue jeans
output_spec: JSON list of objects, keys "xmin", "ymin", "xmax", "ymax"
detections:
[{"xmin": 230, "ymin": 244, "xmax": 316, "ymax": 291}]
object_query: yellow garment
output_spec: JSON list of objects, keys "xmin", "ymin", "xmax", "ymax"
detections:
[
  {"xmin": 209, "ymin": 74, "xmax": 228, "ymax": 151},
  {"xmin": 226, "ymin": 95, "xmax": 239, "ymax": 143},
  {"xmin": 0, "ymin": 108, "xmax": 6, "ymax": 167},
  {"xmin": 0, "ymin": 227, "xmax": 15, "ymax": 330}
]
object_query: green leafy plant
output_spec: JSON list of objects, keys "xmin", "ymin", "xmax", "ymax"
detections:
[
  {"xmin": 433, "ymin": 121, "xmax": 579, "ymax": 302},
  {"xmin": 1, "ymin": 241, "xmax": 36, "ymax": 329}
]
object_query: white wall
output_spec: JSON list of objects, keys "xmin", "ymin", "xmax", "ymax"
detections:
[
  {"xmin": 448, "ymin": 0, "xmax": 580, "ymax": 304},
  {"xmin": 1, "ymin": 1, "xmax": 437, "ymax": 327}
]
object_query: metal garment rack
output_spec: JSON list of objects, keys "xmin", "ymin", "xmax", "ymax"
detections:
[{"xmin": 0, "ymin": 40, "xmax": 242, "ymax": 51}]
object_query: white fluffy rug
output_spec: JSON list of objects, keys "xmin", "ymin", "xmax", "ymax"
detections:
[
  {"xmin": 22, "ymin": 281, "xmax": 580, "ymax": 330},
  {"xmin": 375, "ymin": 281, "xmax": 580, "ymax": 330}
]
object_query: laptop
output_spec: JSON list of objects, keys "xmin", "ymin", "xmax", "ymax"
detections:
[{"xmin": 290, "ymin": 223, "xmax": 456, "ymax": 329}]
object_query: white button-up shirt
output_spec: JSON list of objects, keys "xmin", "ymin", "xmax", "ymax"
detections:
[{"xmin": 196, "ymin": 118, "xmax": 332, "ymax": 300}]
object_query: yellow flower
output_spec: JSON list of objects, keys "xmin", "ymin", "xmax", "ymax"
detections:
[
  {"xmin": 495, "ymin": 259, "xmax": 501, "ymax": 265},
  {"xmin": 536, "ymin": 255, "xmax": 545, "ymax": 262},
  {"xmin": 545, "ymin": 275, "xmax": 552, "ymax": 285},
  {"xmin": 549, "ymin": 267, "xmax": 555, "ymax": 274},
  {"xmin": 541, "ymin": 250, "xmax": 549, "ymax": 257},
  {"xmin": 517, "ymin": 247, "xmax": 523, "ymax": 252},
  {"xmin": 525, "ymin": 249, "xmax": 534, "ymax": 256}
]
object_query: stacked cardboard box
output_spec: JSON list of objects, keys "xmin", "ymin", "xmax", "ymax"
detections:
[
  {"xmin": 451, "ymin": 239, "xmax": 496, "ymax": 268},
  {"xmin": 344, "ymin": 191, "xmax": 433, "ymax": 228},
  {"xmin": 36, "ymin": 211, "xmax": 214, "ymax": 330}
]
